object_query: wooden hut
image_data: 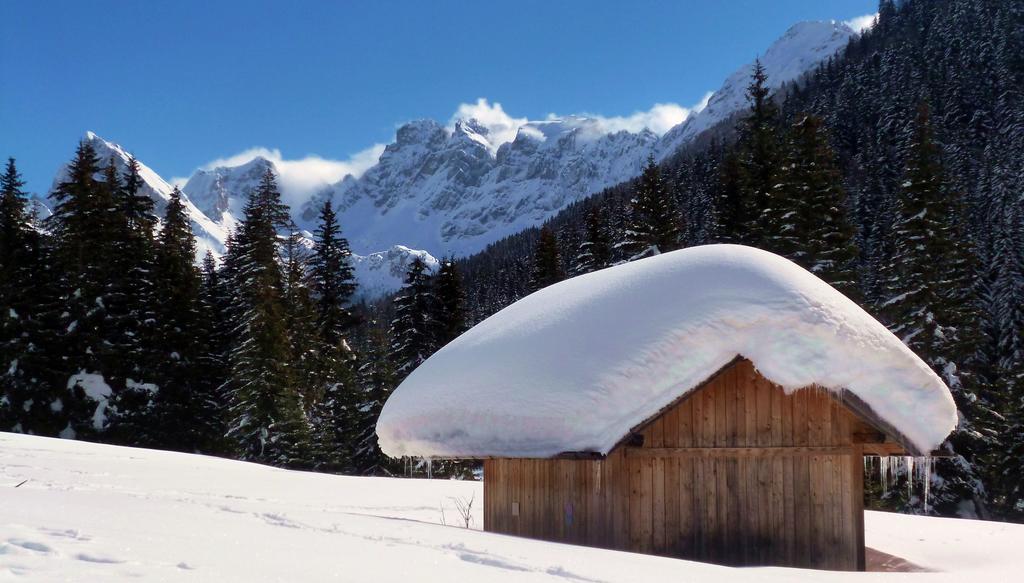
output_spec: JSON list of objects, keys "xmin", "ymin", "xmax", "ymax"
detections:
[
  {"xmin": 483, "ymin": 357, "xmax": 926, "ymax": 570},
  {"xmin": 378, "ymin": 245, "xmax": 957, "ymax": 571}
]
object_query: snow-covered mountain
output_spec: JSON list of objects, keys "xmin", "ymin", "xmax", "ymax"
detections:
[
  {"xmin": 49, "ymin": 132, "xmax": 229, "ymax": 259},
  {"xmin": 53, "ymin": 19, "xmax": 859, "ymax": 298},
  {"xmin": 289, "ymin": 20, "xmax": 857, "ymax": 259},
  {"xmin": 296, "ymin": 116, "xmax": 660, "ymax": 256},
  {"xmin": 658, "ymin": 20, "xmax": 857, "ymax": 157},
  {"xmin": 181, "ymin": 156, "xmax": 277, "ymax": 231},
  {"xmin": 351, "ymin": 246, "xmax": 439, "ymax": 301}
]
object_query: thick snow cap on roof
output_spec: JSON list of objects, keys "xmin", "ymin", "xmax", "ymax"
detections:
[{"xmin": 377, "ymin": 245, "xmax": 957, "ymax": 459}]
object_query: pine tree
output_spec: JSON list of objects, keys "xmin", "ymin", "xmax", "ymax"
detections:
[
  {"xmin": 351, "ymin": 326, "xmax": 397, "ymax": 475},
  {"xmin": 281, "ymin": 229, "xmax": 320, "ymax": 407},
  {"xmin": 390, "ymin": 256, "xmax": 436, "ymax": 378},
  {"xmin": 882, "ymin": 103, "xmax": 989, "ymax": 516},
  {"xmin": 0, "ymin": 158, "xmax": 50, "ymax": 433},
  {"xmin": 737, "ymin": 60, "xmax": 783, "ymax": 248},
  {"xmin": 306, "ymin": 201, "xmax": 361, "ymax": 471},
  {"xmin": 137, "ymin": 187, "xmax": 221, "ymax": 451},
  {"xmin": 310, "ymin": 200, "xmax": 357, "ymax": 346},
  {"xmin": 432, "ymin": 258, "xmax": 467, "ymax": 348},
  {"xmin": 711, "ymin": 150, "xmax": 752, "ymax": 244},
  {"xmin": 528, "ymin": 225, "xmax": 565, "ymax": 292},
  {"xmin": 308, "ymin": 350, "xmax": 357, "ymax": 473},
  {"xmin": 44, "ymin": 141, "xmax": 118, "ymax": 439},
  {"xmin": 620, "ymin": 157, "xmax": 681, "ymax": 258},
  {"xmin": 196, "ymin": 251, "xmax": 230, "ymax": 453},
  {"xmin": 573, "ymin": 204, "xmax": 612, "ymax": 274},
  {"xmin": 101, "ymin": 158, "xmax": 162, "ymax": 444},
  {"xmin": 777, "ymin": 114, "xmax": 859, "ymax": 293},
  {"xmin": 224, "ymin": 170, "xmax": 311, "ymax": 467}
]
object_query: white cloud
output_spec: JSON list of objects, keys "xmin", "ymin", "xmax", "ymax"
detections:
[
  {"xmin": 448, "ymin": 98, "xmax": 527, "ymax": 151},
  {"xmin": 693, "ymin": 91, "xmax": 714, "ymax": 114},
  {"xmin": 573, "ymin": 102, "xmax": 689, "ymax": 135},
  {"xmin": 447, "ymin": 94, "xmax": 713, "ymax": 151},
  {"xmin": 844, "ymin": 13, "xmax": 877, "ymax": 33},
  {"xmin": 188, "ymin": 144, "xmax": 386, "ymax": 209}
]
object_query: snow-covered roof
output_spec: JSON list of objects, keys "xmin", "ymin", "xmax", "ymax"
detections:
[{"xmin": 377, "ymin": 245, "xmax": 957, "ymax": 459}]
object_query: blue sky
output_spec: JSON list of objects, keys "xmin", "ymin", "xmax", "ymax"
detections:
[{"xmin": 1, "ymin": 0, "xmax": 876, "ymax": 194}]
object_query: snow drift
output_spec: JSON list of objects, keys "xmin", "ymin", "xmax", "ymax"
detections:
[{"xmin": 377, "ymin": 245, "xmax": 957, "ymax": 459}]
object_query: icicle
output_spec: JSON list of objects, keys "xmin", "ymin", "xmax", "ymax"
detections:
[
  {"xmin": 905, "ymin": 456, "xmax": 914, "ymax": 500},
  {"xmin": 923, "ymin": 456, "xmax": 932, "ymax": 514},
  {"xmin": 879, "ymin": 457, "xmax": 890, "ymax": 496}
]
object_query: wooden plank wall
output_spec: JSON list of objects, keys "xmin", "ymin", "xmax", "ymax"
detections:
[{"xmin": 483, "ymin": 359, "xmax": 866, "ymax": 571}]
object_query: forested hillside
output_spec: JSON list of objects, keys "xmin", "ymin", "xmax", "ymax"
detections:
[{"xmin": 457, "ymin": 0, "xmax": 1024, "ymax": 519}]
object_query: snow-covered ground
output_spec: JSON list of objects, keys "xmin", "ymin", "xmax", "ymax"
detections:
[{"xmin": 1, "ymin": 433, "xmax": 1021, "ymax": 582}]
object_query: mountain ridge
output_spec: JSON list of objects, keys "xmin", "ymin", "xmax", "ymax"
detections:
[{"xmin": 48, "ymin": 18, "xmax": 859, "ymax": 297}]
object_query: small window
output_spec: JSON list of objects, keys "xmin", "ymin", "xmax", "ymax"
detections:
[{"xmin": 511, "ymin": 502, "xmax": 520, "ymax": 516}]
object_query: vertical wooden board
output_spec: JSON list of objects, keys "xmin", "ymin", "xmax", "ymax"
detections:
[
  {"xmin": 770, "ymin": 381, "xmax": 784, "ymax": 445},
  {"xmin": 722, "ymin": 457, "xmax": 738, "ymax": 564},
  {"xmin": 744, "ymin": 378, "xmax": 760, "ymax": 563},
  {"xmin": 482, "ymin": 460, "xmax": 490, "ymax": 531},
  {"xmin": 649, "ymin": 417, "xmax": 664, "ymax": 448},
  {"xmin": 793, "ymin": 453, "xmax": 811, "ymax": 566},
  {"xmin": 586, "ymin": 461, "xmax": 598, "ymax": 546},
  {"xmin": 690, "ymin": 386, "xmax": 705, "ymax": 446},
  {"xmin": 821, "ymin": 389, "xmax": 834, "ymax": 446},
  {"xmin": 757, "ymin": 375, "xmax": 772, "ymax": 447},
  {"xmin": 851, "ymin": 447, "xmax": 866, "ymax": 571},
  {"xmin": 641, "ymin": 457, "xmax": 654, "ymax": 553},
  {"xmin": 704, "ymin": 457, "xmax": 719, "ymax": 562},
  {"xmin": 662, "ymin": 404, "xmax": 679, "ymax": 448},
  {"xmin": 834, "ymin": 454, "xmax": 847, "ymax": 569},
  {"xmin": 809, "ymin": 456, "xmax": 827, "ymax": 569},
  {"xmin": 782, "ymin": 386, "xmax": 794, "ymax": 447},
  {"xmin": 546, "ymin": 461, "xmax": 556, "ymax": 541},
  {"xmin": 664, "ymin": 457, "xmax": 679, "ymax": 556},
  {"xmin": 703, "ymin": 383, "xmax": 717, "ymax": 448},
  {"xmin": 735, "ymin": 367, "xmax": 749, "ymax": 447},
  {"xmin": 560, "ymin": 461, "xmax": 568, "ymax": 542},
  {"xmin": 838, "ymin": 453, "xmax": 853, "ymax": 570},
  {"xmin": 613, "ymin": 451, "xmax": 630, "ymax": 551},
  {"xmin": 691, "ymin": 454, "xmax": 705, "ymax": 558},
  {"xmin": 737, "ymin": 456, "xmax": 753, "ymax": 561},
  {"xmin": 730, "ymin": 366, "xmax": 742, "ymax": 447},
  {"xmin": 820, "ymin": 460, "xmax": 835, "ymax": 568},
  {"xmin": 527, "ymin": 460, "xmax": 539, "ymax": 540},
  {"xmin": 678, "ymin": 399, "xmax": 694, "ymax": 447},
  {"xmin": 486, "ymin": 460, "xmax": 495, "ymax": 533},
  {"xmin": 782, "ymin": 455, "xmax": 796, "ymax": 564},
  {"xmin": 628, "ymin": 456, "xmax": 643, "ymax": 552},
  {"xmin": 717, "ymin": 368, "xmax": 730, "ymax": 447},
  {"xmin": 520, "ymin": 460, "xmax": 531, "ymax": 538},
  {"xmin": 500, "ymin": 460, "xmax": 509, "ymax": 535},
  {"xmin": 770, "ymin": 457, "xmax": 785, "ymax": 561},
  {"xmin": 792, "ymin": 389, "xmax": 808, "ymax": 447},
  {"xmin": 678, "ymin": 457, "xmax": 695, "ymax": 558},
  {"xmin": 758, "ymin": 457, "xmax": 770, "ymax": 564},
  {"xmin": 653, "ymin": 457, "xmax": 666, "ymax": 554}
]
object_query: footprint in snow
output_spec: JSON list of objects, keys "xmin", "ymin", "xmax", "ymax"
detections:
[
  {"xmin": 75, "ymin": 552, "xmax": 125, "ymax": 564},
  {"xmin": 41, "ymin": 527, "xmax": 91, "ymax": 541},
  {"xmin": 177, "ymin": 562, "xmax": 196, "ymax": 570},
  {"xmin": 7, "ymin": 539, "xmax": 53, "ymax": 553}
]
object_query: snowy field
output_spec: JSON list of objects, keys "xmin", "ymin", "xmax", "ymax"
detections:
[{"xmin": 1, "ymin": 433, "xmax": 1021, "ymax": 582}]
